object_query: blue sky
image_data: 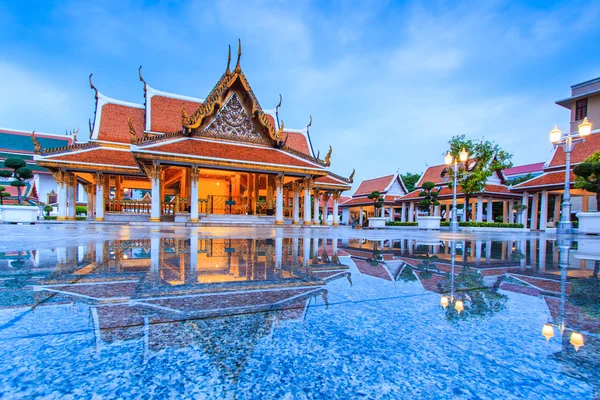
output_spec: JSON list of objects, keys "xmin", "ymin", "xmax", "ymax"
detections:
[{"xmin": 1, "ymin": 0, "xmax": 599, "ymax": 183}]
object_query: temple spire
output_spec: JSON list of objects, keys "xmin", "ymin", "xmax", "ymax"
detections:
[
  {"xmin": 89, "ymin": 73, "xmax": 98, "ymax": 100},
  {"xmin": 226, "ymin": 45, "xmax": 232, "ymax": 76},
  {"xmin": 275, "ymin": 94, "xmax": 282, "ymax": 128},
  {"xmin": 235, "ymin": 39, "xmax": 242, "ymax": 72}
]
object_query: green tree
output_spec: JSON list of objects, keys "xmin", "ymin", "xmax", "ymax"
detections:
[
  {"xmin": 446, "ymin": 135, "xmax": 513, "ymax": 220},
  {"xmin": 0, "ymin": 158, "xmax": 34, "ymax": 205},
  {"xmin": 367, "ymin": 191, "xmax": 384, "ymax": 217},
  {"xmin": 0, "ymin": 186, "xmax": 9, "ymax": 205},
  {"xmin": 43, "ymin": 205, "xmax": 53, "ymax": 216},
  {"xmin": 574, "ymin": 151, "xmax": 600, "ymax": 210},
  {"xmin": 417, "ymin": 181, "xmax": 440, "ymax": 215},
  {"xmin": 401, "ymin": 172, "xmax": 421, "ymax": 192}
]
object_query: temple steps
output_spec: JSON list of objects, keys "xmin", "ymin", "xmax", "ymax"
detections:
[{"xmin": 198, "ymin": 214, "xmax": 276, "ymax": 226}]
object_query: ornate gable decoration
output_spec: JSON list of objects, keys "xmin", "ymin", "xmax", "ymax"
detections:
[{"xmin": 202, "ymin": 92, "xmax": 267, "ymax": 143}]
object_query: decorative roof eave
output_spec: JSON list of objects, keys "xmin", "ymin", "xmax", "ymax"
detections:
[
  {"xmin": 36, "ymin": 160, "xmax": 143, "ymax": 175},
  {"xmin": 32, "ymin": 133, "xmax": 101, "ymax": 156},
  {"xmin": 131, "ymin": 151, "xmax": 329, "ymax": 176},
  {"xmin": 313, "ymin": 182, "xmax": 352, "ymax": 191}
]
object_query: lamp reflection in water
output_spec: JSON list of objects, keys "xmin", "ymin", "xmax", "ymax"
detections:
[
  {"xmin": 439, "ymin": 241, "xmax": 466, "ymax": 314},
  {"xmin": 541, "ymin": 240, "xmax": 584, "ymax": 351}
]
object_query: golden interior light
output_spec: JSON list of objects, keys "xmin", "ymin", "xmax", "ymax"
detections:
[
  {"xmin": 440, "ymin": 296, "xmax": 449, "ymax": 309},
  {"xmin": 549, "ymin": 125, "xmax": 562, "ymax": 144},
  {"xmin": 444, "ymin": 153, "xmax": 453, "ymax": 166},
  {"xmin": 459, "ymin": 148, "xmax": 468, "ymax": 163},
  {"xmin": 542, "ymin": 323, "xmax": 554, "ymax": 342},
  {"xmin": 455, "ymin": 300, "xmax": 464, "ymax": 314},
  {"xmin": 578, "ymin": 117, "xmax": 592, "ymax": 137},
  {"xmin": 570, "ymin": 332, "xmax": 584, "ymax": 351}
]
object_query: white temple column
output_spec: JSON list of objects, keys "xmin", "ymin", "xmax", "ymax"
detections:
[
  {"xmin": 531, "ymin": 192, "xmax": 539, "ymax": 230},
  {"xmin": 95, "ymin": 241, "xmax": 105, "ymax": 266},
  {"xmin": 95, "ymin": 173, "xmax": 104, "ymax": 222},
  {"xmin": 189, "ymin": 232, "xmax": 198, "ymax": 281},
  {"xmin": 150, "ymin": 235, "xmax": 160, "ymax": 277},
  {"xmin": 486, "ymin": 197, "xmax": 493, "ymax": 222},
  {"xmin": 292, "ymin": 237, "xmax": 299, "ymax": 265},
  {"xmin": 434, "ymin": 205, "xmax": 440, "ymax": 217},
  {"xmin": 190, "ymin": 166, "xmax": 199, "ymax": 223},
  {"xmin": 85, "ymin": 184, "xmax": 94, "ymax": 220},
  {"xmin": 475, "ymin": 240, "xmax": 483, "ymax": 264},
  {"xmin": 67, "ymin": 174, "xmax": 76, "ymax": 220},
  {"xmin": 149, "ymin": 163, "xmax": 161, "ymax": 222},
  {"xmin": 408, "ymin": 202, "xmax": 414, "ymax": 222},
  {"xmin": 476, "ymin": 195, "xmax": 483, "ymax": 222},
  {"xmin": 56, "ymin": 172, "xmax": 68, "ymax": 221},
  {"xmin": 275, "ymin": 174, "xmax": 284, "ymax": 225},
  {"xmin": 539, "ymin": 190, "xmax": 548, "ymax": 231},
  {"xmin": 508, "ymin": 200, "xmax": 515, "ymax": 223},
  {"xmin": 359, "ymin": 206, "xmax": 364, "ymax": 225},
  {"xmin": 292, "ymin": 182, "xmax": 300, "ymax": 225},
  {"xmin": 521, "ymin": 192, "xmax": 528, "ymax": 228},
  {"xmin": 538, "ymin": 238, "xmax": 547, "ymax": 272},
  {"xmin": 302, "ymin": 236, "xmax": 311, "ymax": 266},
  {"xmin": 313, "ymin": 189, "xmax": 320, "ymax": 225},
  {"xmin": 275, "ymin": 237, "xmax": 283, "ymax": 268},
  {"xmin": 322, "ymin": 192, "xmax": 331, "ymax": 225},
  {"xmin": 332, "ymin": 191, "xmax": 340, "ymax": 226},
  {"xmin": 462, "ymin": 198, "xmax": 468, "ymax": 221},
  {"xmin": 303, "ymin": 178, "xmax": 312, "ymax": 225},
  {"xmin": 401, "ymin": 202, "xmax": 406, "ymax": 222}
]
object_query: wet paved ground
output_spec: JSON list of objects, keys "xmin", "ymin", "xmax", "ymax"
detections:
[{"xmin": 0, "ymin": 224, "xmax": 599, "ymax": 398}]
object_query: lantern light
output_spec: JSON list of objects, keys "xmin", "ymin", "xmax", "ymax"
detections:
[
  {"xmin": 440, "ymin": 296, "xmax": 449, "ymax": 309},
  {"xmin": 459, "ymin": 148, "xmax": 468, "ymax": 163},
  {"xmin": 549, "ymin": 125, "xmax": 562, "ymax": 144},
  {"xmin": 570, "ymin": 332, "xmax": 584, "ymax": 351},
  {"xmin": 455, "ymin": 299, "xmax": 464, "ymax": 314},
  {"xmin": 578, "ymin": 117, "xmax": 592, "ymax": 137},
  {"xmin": 444, "ymin": 153, "xmax": 453, "ymax": 166},
  {"xmin": 541, "ymin": 324, "xmax": 554, "ymax": 342}
]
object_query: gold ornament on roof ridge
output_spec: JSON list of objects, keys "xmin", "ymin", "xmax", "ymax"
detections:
[
  {"xmin": 31, "ymin": 131, "xmax": 42, "ymax": 154},
  {"xmin": 128, "ymin": 117, "xmax": 138, "ymax": 144},
  {"xmin": 324, "ymin": 146, "xmax": 332, "ymax": 167}
]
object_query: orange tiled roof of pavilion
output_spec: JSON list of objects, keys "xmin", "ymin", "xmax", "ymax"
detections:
[
  {"xmin": 398, "ymin": 183, "xmax": 517, "ymax": 201},
  {"xmin": 547, "ymin": 131, "xmax": 600, "ymax": 169},
  {"xmin": 417, "ymin": 164, "xmax": 448, "ymax": 186},
  {"xmin": 37, "ymin": 148, "xmax": 138, "ymax": 168},
  {"xmin": 354, "ymin": 175, "xmax": 395, "ymax": 196},
  {"xmin": 512, "ymin": 170, "xmax": 576, "ymax": 190},
  {"xmin": 97, "ymin": 104, "xmax": 145, "ymax": 143},
  {"xmin": 150, "ymin": 96, "xmax": 202, "ymax": 133}
]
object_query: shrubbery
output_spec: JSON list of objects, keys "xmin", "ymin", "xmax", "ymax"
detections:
[
  {"xmin": 386, "ymin": 221, "xmax": 418, "ymax": 226},
  {"xmin": 439, "ymin": 221, "xmax": 523, "ymax": 228}
]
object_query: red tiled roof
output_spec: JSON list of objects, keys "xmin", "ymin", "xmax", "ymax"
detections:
[
  {"xmin": 41, "ymin": 148, "xmax": 138, "ymax": 168},
  {"xmin": 503, "ymin": 162, "xmax": 545, "ymax": 177},
  {"xmin": 548, "ymin": 132, "xmax": 600, "ymax": 168},
  {"xmin": 353, "ymin": 259, "xmax": 392, "ymax": 281},
  {"xmin": 138, "ymin": 139, "xmax": 323, "ymax": 169},
  {"xmin": 398, "ymin": 183, "xmax": 516, "ymax": 201},
  {"xmin": 285, "ymin": 132, "xmax": 310, "ymax": 155},
  {"xmin": 341, "ymin": 196, "xmax": 395, "ymax": 207},
  {"xmin": 512, "ymin": 170, "xmax": 575, "ymax": 190},
  {"xmin": 150, "ymin": 95, "xmax": 202, "ymax": 133},
  {"xmin": 98, "ymin": 104, "xmax": 145, "ymax": 143},
  {"xmin": 417, "ymin": 164, "xmax": 447, "ymax": 186},
  {"xmin": 354, "ymin": 175, "xmax": 394, "ymax": 196},
  {"xmin": 314, "ymin": 175, "xmax": 349, "ymax": 186}
]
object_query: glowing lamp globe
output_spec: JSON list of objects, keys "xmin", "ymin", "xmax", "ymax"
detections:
[
  {"xmin": 444, "ymin": 153, "xmax": 453, "ymax": 166},
  {"xmin": 578, "ymin": 117, "xmax": 592, "ymax": 137},
  {"xmin": 541, "ymin": 324, "xmax": 554, "ymax": 342},
  {"xmin": 440, "ymin": 296, "xmax": 449, "ymax": 309},
  {"xmin": 570, "ymin": 332, "xmax": 584, "ymax": 351},
  {"xmin": 459, "ymin": 148, "xmax": 468, "ymax": 163},
  {"xmin": 455, "ymin": 300, "xmax": 464, "ymax": 314},
  {"xmin": 549, "ymin": 125, "xmax": 562, "ymax": 144}
]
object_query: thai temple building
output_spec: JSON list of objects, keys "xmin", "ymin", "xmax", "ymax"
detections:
[
  {"xmin": 338, "ymin": 172, "xmax": 408, "ymax": 225},
  {"xmin": 31, "ymin": 43, "xmax": 353, "ymax": 224}
]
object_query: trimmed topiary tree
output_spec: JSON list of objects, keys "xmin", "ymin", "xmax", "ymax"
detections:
[
  {"xmin": 574, "ymin": 151, "xmax": 600, "ymax": 211},
  {"xmin": 0, "ymin": 186, "xmax": 9, "ymax": 205},
  {"xmin": 368, "ymin": 191, "xmax": 384, "ymax": 217},
  {"xmin": 418, "ymin": 181, "xmax": 440, "ymax": 215},
  {"xmin": 43, "ymin": 205, "xmax": 53, "ymax": 216},
  {"xmin": 0, "ymin": 158, "xmax": 33, "ymax": 205}
]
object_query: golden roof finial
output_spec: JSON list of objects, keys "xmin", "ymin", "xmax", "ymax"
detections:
[
  {"xmin": 128, "ymin": 117, "xmax": 138, "ymax": 144},
  {"xmin": 349, "ymin": 168, "xmax": 355, "ymax": 183},
  {"xmin": 138, "ymin": 65, "xmax": 146, "ymax": 85},
  {"xmin": 235, "ymin": 39, "xmax": 242, "ymax": 72},
  {"xmin": 31, "ymin": 131, "xmax": 42, "ymax": 154},
  {"xmin": 89, "ymin": 73, "xmax": 98, "ymax": 99},
  {"xmin": 324, "ymin": 145, "xmax": 332, "ymax": 166},
  {"xmin": 181, "ymin": 105, "xmax": 189, "ymax": 126},
  {"xmin": 72, "ymin": 126, "xmax": 79, "ymax": 143},
  {"xmin": 226, "ymin": 45, "xmax": 232, "ymax": 76},
  {"xmin": 276, "ymin": 120, "xmax": 284, "ymax": 139}
]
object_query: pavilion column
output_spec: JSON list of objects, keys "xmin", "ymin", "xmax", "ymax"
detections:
[
  {"xmin": 302, "ymin": 236, "xmax": 311, "ymax": 266},
  {"xmin": 95, "ymin": 172, "xmax": 104, "ymax": 221},
  {"xmin": 115, "ymin": 176, "xmax": 123, "ymax": 200},
  {"xmin": 408, "ymin": 202, "xmax": 414, "ymax": 222},
  {"xmin": 388, "ymin": 205, "xmax": 394, "ymax": 221},
  {"xmin": 266, "ymin": 175, "xmax": 274, "ymax": 215},
  {"xmin": 401, "ymin": 202, "xmax": 406, "ymax": 222},
  {"xmin": 508, "ymin": 200, "xmax": 514, "ymax": 223},
  {"xmin": 359, "ymin": 206, "xmax": 364, "ymax": 225},
  {"xmin": 313, "ymin": 189, "xmax": 320, "ymax": 225},
  {"xmin": 476, "ymin": 196, "xmax": 483, "ymax": 222},
  {"xmin": 531, "ymin": 193, "xmax": 539, "ymax": 230},
  {"xmin": 54, "ymin": 170, "xmax": 68, "ymax": 221},
  {"xmin": 521, "ymin": 192, "xmax": 528, "ymax": 228},
  {"xmin": 554, "ymin": 195, "xmax": 561, "ymax": 226},
  {"xmin": 322, "ymin": 192, "xmax": 331, "ymax": 225},
  {"xmin": 148, "ymin": 162, "xmax": 161, "ymax": 222},
  {"xmin": 188, "ymin": 232, "xmax": 198, "ymax": 283},
  {"xmin": 582, "ymin": 195, "xmax": 589, "ymax": 212},
  {"xmin": 275, "ymin": 174, "xmax": 284, "ymax": 225},
  {"xmin": 539, "ymin": 190, "xmax": 548, "ymax": 231},
  {"xmin": 292, "ymin": 182, "xmax": 300, "ymax": 225},
  {"xmin": 254, "ymin": 173, "xmax": 260, "ymax": 215},
  {"xmin": 190, "ymin": 165, "xmax": 199, "ymax": 223},
  {"xmin": 486, "ymin": 197, "xmax": 493, "ymax": 223},
  {"xmin": 462, "ymin": 198, "xmax": 468, "ymax": 221},
  {"xmin": 85, "ymin": 184, "xmax": 94, "ymax": 220},
  {"xmin": 445, "ymin": 204, "xmax": 450, "ymax": 221},
  {"xmin": 502, "ymin": 201, "xmax": 508, "ymax": 223},
  {"xmin": 332, "ymin": 191, "xmax": 340, "ymax": 226},
  {"xmin": 434, "ymin": 205, "xmax": 440, "ymax": 217},
  {"xmin": 275, "ymin": 237, "xmax": 283, "ymax": 268},
  {"xmin": 303, "ymin": 177, "xmax": 313, "ymax": 225},
  {"xmin": 67, "ymin": 174, "xmax": 76, "ymax": 220}
]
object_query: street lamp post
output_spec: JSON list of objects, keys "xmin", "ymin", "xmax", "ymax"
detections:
[
  {"xmin": 549, "ymin": 117, "xmax": 592, "ymax": 234},
  {"xmin": 445, "ymin": 149, "xmax": 469, "ymax": 232}
]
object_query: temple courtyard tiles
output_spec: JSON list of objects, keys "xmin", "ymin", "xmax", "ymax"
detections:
[{"xmin": 0, "ymin": 225, "xmax": 599, "ymax": 398}]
